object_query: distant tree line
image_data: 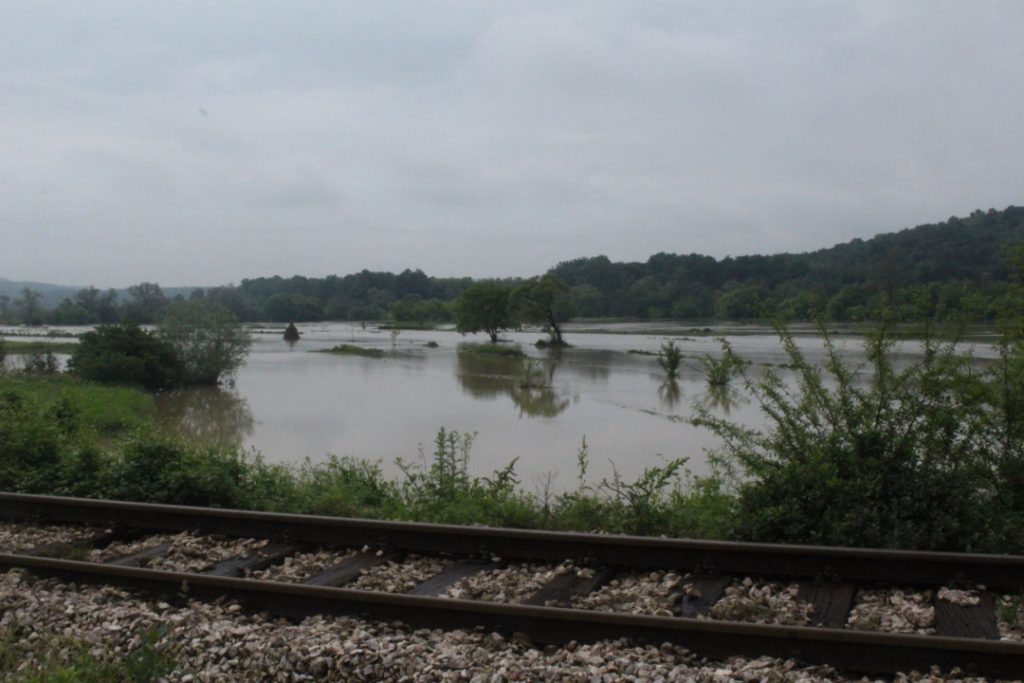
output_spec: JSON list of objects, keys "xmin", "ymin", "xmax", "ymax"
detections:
[
  {"xmin": 2, "ymin": 206, "xmax": 1021, "ymax": 326},
  {"xmin": 551, "ymin": 206, "xmax": 1024, "ymax": 322}
]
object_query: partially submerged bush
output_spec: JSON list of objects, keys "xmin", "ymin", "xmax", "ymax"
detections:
[
  {"xmin": 68, "ymin": 303, "xmax": 251, "ymax": 390},
  {"xmin": 158, "ymin": 300, "xmax": 251, "ymax": 385},
  {"xmin": 658, "ymin": 341, "xmax": 683, "ymax": 379},
  {"xmin": 699, "ymin": 339, "xmax": 745, "ymax": 387},
  {"xmin": 696, "ymin": 326, "xmax": 1024, "ymax": 552},
  {"xmin": 68, "ymin": 323, "xmax": 183, "ymax": 390}
]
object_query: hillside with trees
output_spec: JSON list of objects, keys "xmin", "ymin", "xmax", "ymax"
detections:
[
  {"xmin": 553, "ymin": 206, "xmax": 1024, "ymax": 321},
  {"xmin": 2, "ymin": 206, "xmax": 1021, "ymax": 326}
]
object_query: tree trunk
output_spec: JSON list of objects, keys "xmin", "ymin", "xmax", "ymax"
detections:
[{"xmin": 547, "ymin": 312, "xmax": 563, "ymax": 345}]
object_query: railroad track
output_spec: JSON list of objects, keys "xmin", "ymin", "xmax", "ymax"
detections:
[{"xmin": 1, "ymin": 492, "xmax": 1022, "ymax": 678}]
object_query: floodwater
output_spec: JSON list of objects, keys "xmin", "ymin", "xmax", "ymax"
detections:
[
  {"xmin": 2, "ymin": 322, "xmax": 1001, "ymax": 493},
  {"xmin": 142, "ymin": 321, "xmax": 1004, "ymax": 493}
]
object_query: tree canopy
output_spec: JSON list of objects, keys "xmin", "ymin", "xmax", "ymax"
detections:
[
  {"xmin": 68, "ymin": 323, "xmax": 183, "ymax": 390},
  {"xmin": 453, "ymin": 282, "xmax": 515, "ymax": 343},
  {"xmin": 512, "ymin": 275, "xmax": 572, "ymax": 346},
  {"xmin": 157, "ymin": 301, "xmax": 252, "ymax": 386}
]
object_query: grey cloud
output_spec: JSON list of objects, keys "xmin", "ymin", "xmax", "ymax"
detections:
[{"xmin": 1, "ymin": 1, "xmax": 1022, "ymax": 286}]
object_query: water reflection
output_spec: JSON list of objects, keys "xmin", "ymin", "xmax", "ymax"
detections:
[
  {"xmin": 658, "ymin": 379, "xmax": 682, "ymax": 409},
  {"xmin": 456, "ymin": 352, "xmax": 570, "ymax": 418},
  {"xmin": 697, "ymin": 383, "xmax": 748, "ymax": 415},
  {"xmin": 155, "ymin": 387, "xmax": 255, "ymax": 448},
  {"xmin": 547, "ymin": 348, "xmax": 612, "ymax": 382}
]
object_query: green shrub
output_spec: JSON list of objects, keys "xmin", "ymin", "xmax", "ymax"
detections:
[
  {"xmin": 548, "ymin": 438, "xmax": 732, "ymax": 537},
  {"xmin": 0, "ymin": 624, "xmax": 172, "ymax": 682},
  {"xmin": 699, "ymin": 339, "xmax": 745, "ymax": 387},
  {"xmin": 21, "ymin": 350, "xmax": 60, "ymax": 375},
  {"xmin": 657, "ymin": 340, "xmax": 683, "ymax": 379},
  {"xmin": 395, "ymin": 428, "xmax": 540, "ymax": 527},
  {"xmin": 68, "ymin": 324, "xmax": 182, "ymax": 390},
  {"xmin": 696, "ymin": 326, "xmax": 1024, "ymax": 552},
  {"xmin": 0, "ymin": 388, "xmax": 68, "ymax": 492},
  {"xmin": 292, "ymin": 455, "xmax": 396, "ymax": 517},
  {"xmin": 111, "ymin": 434, "xmax": 254, "ymax": 507},
  {"xmin": 157, "ymin": 300, "xmax": 252, "ymax": 386}
]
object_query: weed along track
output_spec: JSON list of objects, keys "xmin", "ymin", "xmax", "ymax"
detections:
[{"xmin": 1, "ymin": 494, "xmax": 1023, "ymax": 678}]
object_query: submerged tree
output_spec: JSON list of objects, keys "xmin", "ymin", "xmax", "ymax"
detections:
[
  {"xmin": 512, "ymin": 274, "xmax": 572, "ymax": 347},
  {"xmin": 453, "ymin": 282, "xmax": 514, "ymax": 344},
  {"xmin": 158, "ymin": 301, "xmax": 252, "ymax": 386}
]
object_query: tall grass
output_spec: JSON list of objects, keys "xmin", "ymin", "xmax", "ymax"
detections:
[{"xmin": 0, "ymin": 624, "xmax": 172, "ymax": 682}]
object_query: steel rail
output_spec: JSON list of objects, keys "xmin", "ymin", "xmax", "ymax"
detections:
[
  {"xmin": 1, "ymin": 492, "xmax": 1022, "ymax": 591},
  {"xmin": 1, "ymin": 553, "xmax": 1022, "ymax": 678}
]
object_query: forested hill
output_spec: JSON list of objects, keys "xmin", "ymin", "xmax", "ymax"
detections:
[
  {"xmin": 2, "ymin": 206, "xmax": 1021, "ymax": 325},
  {"xmin": 552, "ymin": 206, "xmax": 1024, "ymax": 321}
]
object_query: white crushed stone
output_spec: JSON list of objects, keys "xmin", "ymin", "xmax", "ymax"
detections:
[
  {"xmin": 249, "ymin": 549, "xmax": 358, "ymax": 582},
  {"xmin": 446, "ymin": 561, "xmax": 552, "ymax": 603},
  {"xmin": 708, "ymin": 578, "xmax": 814, "ymax": 625},
  {"xmin": 848, "ymin": 589, "xmax": 935, "ymax": 634},
  {"xmin": 90, "ymin": 532, "xmax": 268, "ymax": 573},
  {"xmin": 572, "ymin": 570, "xmax": 685, "ymax": 616},
  {"xmin": 351, "ymin": 555, "xmax": 450, "ymax": 593},
  {"xmin": 0, "ymin": 569, "xmax": 952, "ymax": 682},
  {"xmin": 937, "ymin": 587, "xmax": 982, "ymax": 606},
  {"xmin": 996, "ymin": 595, "xmax": 1024, "ymax": 642},
  {"xmin": 0, "ymin": 522, "xmax": 105, "ymax": 552}
]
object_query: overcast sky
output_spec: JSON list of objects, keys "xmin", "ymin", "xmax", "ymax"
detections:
[{"xmin": 1, "ymin": 2, "xmax": 1022, "ymax": 288}]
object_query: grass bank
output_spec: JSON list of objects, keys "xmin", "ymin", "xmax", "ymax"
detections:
[{"xmin": 0, "ymin": 374, "xmax": 154, "ymax": 435}]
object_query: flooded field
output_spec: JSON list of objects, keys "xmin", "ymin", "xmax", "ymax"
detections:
[{"xmin": 2, "ymin": 322, "xmax": 1001, "ymax": 492}]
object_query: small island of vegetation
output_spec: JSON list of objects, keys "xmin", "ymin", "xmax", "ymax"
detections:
[{"xmin": 318, "ymin": 344, "xmax": 386, "ymax": 358}]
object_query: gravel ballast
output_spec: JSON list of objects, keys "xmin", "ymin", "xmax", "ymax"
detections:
[
  {"xmin": 1, "ymin": 569, "xmax": 1002, "ymax": 682},
  {"xmin": 446, "ymin": 561, "xmax": 551, "ymax": 603},
  {"xmin": 352, "ymin": 555, "xmax": 451, "ymax": 593},
  {"xmin": 90, "ymin": 532, "xmax": 269, "ymax": 573},
  {"xmin": 0, "ymin": 522, "xmax": 106, "ymax": 552},
  {"xmin": 250, "ymin": 549, "xmax": 358, "ymax": 583},
  {"xmin": 572, "ymin": 570, "xmax": 685, "ymax": 616},
  {"xmin": 708, "ymin": 579, "xmax": 813, "ymax": 626},
  {"xmin": 847, "ymin": 589, "xmax": 935, "ymax": 634}
]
